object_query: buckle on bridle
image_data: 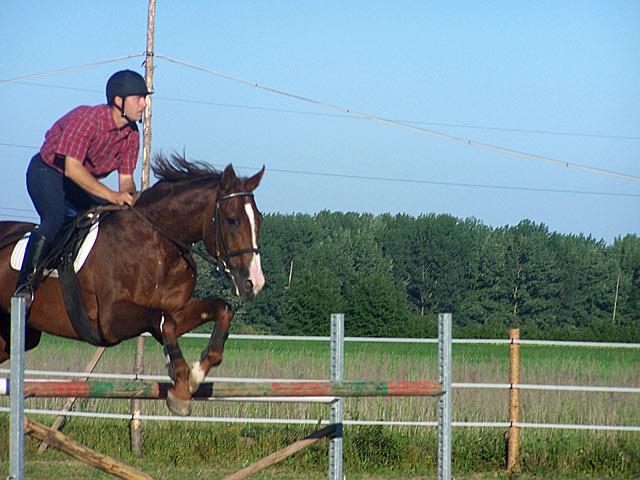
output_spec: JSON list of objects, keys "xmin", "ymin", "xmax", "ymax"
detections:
[{"xmin": 212, "ymin": 191, "xmax": 260, "ymax": 263}]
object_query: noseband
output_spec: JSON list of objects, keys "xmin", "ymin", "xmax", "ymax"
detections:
[{"xmin": 212, "ymin": 191, "xmax": 260, "ymax": 267}]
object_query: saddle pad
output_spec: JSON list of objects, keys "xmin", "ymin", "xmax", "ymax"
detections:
[{"xmin": 10, "ymin": 221, "xmax": 100, "ymax": 278}]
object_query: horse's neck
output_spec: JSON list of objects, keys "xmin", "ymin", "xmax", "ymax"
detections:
[{"xmin": 139, "ymin": 184, "xmax": 212, "ymax": 244}]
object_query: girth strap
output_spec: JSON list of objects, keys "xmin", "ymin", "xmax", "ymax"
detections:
[{"xmin": 58, "ymin": 253, "xmax": 115, "ymax": 347}]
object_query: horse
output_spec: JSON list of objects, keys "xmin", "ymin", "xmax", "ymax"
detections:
[{"xmin": 0, "ymin": 153, "xmax": 265, "ymax": 415}]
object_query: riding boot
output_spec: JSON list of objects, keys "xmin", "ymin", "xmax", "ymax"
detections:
[{"xmin": 14, "ymin": 230, "xmax": 51, "ymax": 309}]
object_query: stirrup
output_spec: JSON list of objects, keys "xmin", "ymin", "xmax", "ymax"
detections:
[{"xmin": 13, "ymin": 285, "xmax": 34, "ymax": 308}]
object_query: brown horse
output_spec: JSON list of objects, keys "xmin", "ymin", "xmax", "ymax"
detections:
[{"xmin": 0, "ymin": 153, "xmax": 265, "ymax": 415}]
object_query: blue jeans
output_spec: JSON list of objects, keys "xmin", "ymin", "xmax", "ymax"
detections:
[{"xmin": 26, "ymin": 154, "xmax": 106, "ymax": 240}]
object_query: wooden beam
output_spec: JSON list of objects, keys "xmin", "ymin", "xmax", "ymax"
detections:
[
  {"xmin": 25, "ymin": 417, "xmax": 153, "ymax": 480},
  {"xmin": 223, "ymin": 424, "xmax": 336, "ymax": 480}
]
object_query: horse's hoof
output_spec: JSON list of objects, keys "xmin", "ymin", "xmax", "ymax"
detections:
[
  {"xmin": 189, "ymin": 361, "xmax": 206, "ymax": 393},
  {"xmin": 166, "ymin": 390, "xmax": 192, "ymax": 416}
]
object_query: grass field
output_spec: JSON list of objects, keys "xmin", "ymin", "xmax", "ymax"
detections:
[{"xmin": 1, "ymin": 332, "xmax": 639, "ymax": 479}]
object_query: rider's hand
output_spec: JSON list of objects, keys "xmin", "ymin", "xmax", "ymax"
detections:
[{"xmin": 109, "ymin": 191, "xmax": 134, "ymax": 206}]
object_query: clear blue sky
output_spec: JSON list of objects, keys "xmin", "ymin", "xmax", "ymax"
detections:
[{"xmin": 1, "ymin": 1, "xmax": 638, "ymax": 243}]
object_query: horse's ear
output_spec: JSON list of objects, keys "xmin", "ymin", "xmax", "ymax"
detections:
[
  {"xmin": 220, "ymin": 164, "xmax": 238, "ymax": 191},
  {"xmin": 245, "ymin": 165, "xmax": 265, "ymax": 192}
]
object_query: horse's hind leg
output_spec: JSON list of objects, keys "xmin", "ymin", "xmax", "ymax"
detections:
[
  {"xmin": 186, "ymin": 298, "xmax": 233, "ymax": 393},
  {"xmin": 159, "ymin": 311, "xmax": 193, "ymax": 416}
]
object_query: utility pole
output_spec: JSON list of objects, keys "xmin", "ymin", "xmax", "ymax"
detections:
[
  {"xmin": 141, "ymin": 0, "xmax": 155, "ymax": 191},
  {"xmin": 131, "ymin": 0, "xmax": 156, "ymax": 457}
]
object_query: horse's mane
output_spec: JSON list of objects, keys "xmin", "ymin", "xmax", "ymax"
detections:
[
  {"xmin": 152, "ymin": 152, "xmax": 221, "ymax": 184},
  {"xmin": 135, "ymin": 153, "xmax": 221, "ymax": 206}
]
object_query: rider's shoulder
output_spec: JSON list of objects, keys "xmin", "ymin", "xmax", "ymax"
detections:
[{"xmin": 56, "ymin": 104, "xmax": 107, "ymax": 128}]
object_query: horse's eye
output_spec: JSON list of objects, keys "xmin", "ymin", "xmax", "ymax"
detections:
[{"xmin": 227, "ymin": 217, "xmax": 238, "ymax": 226}]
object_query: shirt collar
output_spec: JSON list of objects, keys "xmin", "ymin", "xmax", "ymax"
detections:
[{"xmin": 102, "ymin": 104, "xmax": 136, "ymax": 133}]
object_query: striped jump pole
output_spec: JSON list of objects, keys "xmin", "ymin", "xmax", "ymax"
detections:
[{"xmin": 1, "ymin": 379, "xmax": 444, "ymax": 400}]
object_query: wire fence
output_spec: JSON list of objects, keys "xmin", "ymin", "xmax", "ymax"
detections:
[{"xmin": 2, "ymin": 333, "xmax": 638, "ymax": 432}]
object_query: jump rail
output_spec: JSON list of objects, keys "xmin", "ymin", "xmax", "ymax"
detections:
[
  {"xmin": 7, "ymin": 300, "xmax": 453, "ymax": 480},
  {"xmin": 2, "ymin": 379, "xmax": 443, "ymax": 399}
]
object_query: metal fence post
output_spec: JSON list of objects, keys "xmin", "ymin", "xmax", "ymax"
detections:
[
  {"xmin": 329, "ymin": 313, "xmax": 344, "ymax": 480},
  {"xmin": 438, "ymin": 313, "xmax": 452, "ymax": 480},
  {"xmin": 9, "ymin": 296, "xmax": 26, "ymax": 480}
]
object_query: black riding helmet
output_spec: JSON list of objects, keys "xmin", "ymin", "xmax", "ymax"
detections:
[{"xmin": 106, "ymin": 70, "xmax": 152, "ymax": 122}]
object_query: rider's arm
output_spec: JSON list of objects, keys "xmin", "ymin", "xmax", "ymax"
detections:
[
  {"xmin": 118, "ymin": 173, "xmax": 136, "ymax": 194},
  {"xmin": 64, "ymin": 156, "xmax": 133, "ymax": 206}
]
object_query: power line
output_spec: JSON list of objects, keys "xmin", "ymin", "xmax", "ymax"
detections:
[
  {"xmin": 18, "ymin": 82, "xmax": 97, "ymax": 94},
  {"xmin": 0, "ymin": 207, "xmax": 35, "ymax": 214},
  {"xmin": 191, "ymin": 159, "xmax": 640, "ymax": 199},
  {"xmin": 0, "ymin": 142, "xmax": 637, "ymax": 198},
  {"xmin": 2, "ymin": 55, "xmax": 638, "ymax": 181},
  {"xmin": 0, "ymin": 142, "xmax": 37, "ymax": 150},
  {"xmin": 155, "ymin": 54, "xmax": 640, "ymax": 184},
  {"xmin": 0, "ymin": 213, "xmax": 37, "ymax": 222},
  {"xmin": 9, "ymin": 81, "xmax": 640, "ymax": 142},
  {"xmin": 0, "ymin": 54, "xmax": 145, "ymax": 85},
  {"xmin": 0, "ymin": 217, "xmax": 37, "ymax": 222},
  {"xmin": 403, "ymin": 122, "xmax": 640, "ymax": 142},
  {"xmin": 0, "ymin": 206, "xmax": 37, "ymax": 222}
]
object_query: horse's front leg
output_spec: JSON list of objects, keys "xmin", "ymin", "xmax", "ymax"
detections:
[
  {"xmin": 159, "ymin": 311, "xmax": 193, "ymax": 416},
  {"xmin": 188, "ymin": 299, "xmax": 234, "ymax": 393}
]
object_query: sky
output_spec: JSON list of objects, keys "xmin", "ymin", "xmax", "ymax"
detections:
[{"xmin": 1, "ymin": 1, "xmax": 638, "ymax": 244}]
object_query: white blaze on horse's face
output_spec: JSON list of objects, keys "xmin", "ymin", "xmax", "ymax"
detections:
[{"xmin": 244, "ymin": 202, "xmax": 265, "ymax": 296}]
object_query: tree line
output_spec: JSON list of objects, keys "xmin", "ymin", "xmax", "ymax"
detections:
[{"xmin": 194, "ymin": 212, "xmax": 640, "ymax": 341}]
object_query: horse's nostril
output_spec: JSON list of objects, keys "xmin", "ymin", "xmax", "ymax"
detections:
[{"xmin": 244, "ymin": 279, "xmax": 254, "ymax": 291}]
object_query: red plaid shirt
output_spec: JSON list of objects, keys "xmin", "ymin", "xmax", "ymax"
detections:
[{"xmin": 39, "ymin": 104, "xmax": 140, "ymax": 178}]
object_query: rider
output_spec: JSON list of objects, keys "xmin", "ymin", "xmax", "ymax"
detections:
[{"xmin": 14, "ymin": 69, "xmax": 152, "ymax": 306}]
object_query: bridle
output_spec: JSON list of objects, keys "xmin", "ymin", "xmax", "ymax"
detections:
[
  {"xmin": 87, "ymin": 188, "xmax": 260, "ymax": 278},
  {"xmin": 211, "ymin": 191, "xmax": 261, "ymax": 269}
]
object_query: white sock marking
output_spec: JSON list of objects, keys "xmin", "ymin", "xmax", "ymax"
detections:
[{"xmin": 189, "ymin": 361, "xmax": 206, "ymax": 393}]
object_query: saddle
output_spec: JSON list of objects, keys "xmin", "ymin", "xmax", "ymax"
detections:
[
  {"xmin": 10, "ymin": 214, "xmax": 100, "ymax": 278},
  {"xmin": 10, "ymin": 210, "xmax": 116, "ymax": 347}
]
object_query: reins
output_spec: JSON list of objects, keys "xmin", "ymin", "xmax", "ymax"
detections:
[
  {"xmin": 80, "ymin": 203, "xmax": 212, "ymax": 272},
  {"xmin": 82, "ymin": 189, "xmax": 259, "ymax": 274}
]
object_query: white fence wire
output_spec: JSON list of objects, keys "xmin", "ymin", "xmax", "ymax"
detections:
[{"xmin": 2, "ymin": 334, "xmax": 639, "ymax": 432}]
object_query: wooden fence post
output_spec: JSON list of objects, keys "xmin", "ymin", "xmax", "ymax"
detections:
[{"xmin": 507, "ymin": 328, "xmax": 521, "ymax": 472}]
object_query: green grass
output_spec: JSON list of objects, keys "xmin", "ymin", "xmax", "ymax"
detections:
[
  {"xmin": 1, "ymin": 333, "xmax": 639, "ymax": 478},
  {"xmin": 1, "ymin": 419, "xmax": 638, "ymax": 479}
]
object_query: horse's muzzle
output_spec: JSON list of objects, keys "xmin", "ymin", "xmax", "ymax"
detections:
[
  {"xmin": 242, "ymin": 279, "xmax": 255, "ymax": 299},
  {"xmin": 236, "ymin": 271, "xmax": 264, "ymax": 300}
]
